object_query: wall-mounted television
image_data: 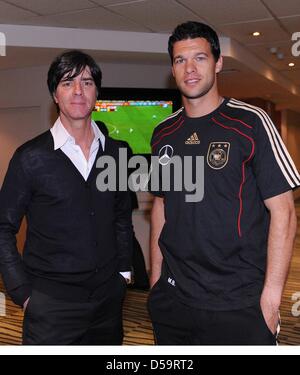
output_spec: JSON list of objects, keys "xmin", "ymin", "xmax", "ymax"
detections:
[{"xmin": 92, "ymin": 88, "xmax": 181, "ymax": 154}]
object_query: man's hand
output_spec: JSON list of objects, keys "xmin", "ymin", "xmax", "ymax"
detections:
[
  {"xmin": 119, "ymin": 272, "xmax": 131, "ymax": 284},
  {"xmin": 150, "ymin": 274, "xmax": 160, "ymax": 289},
  {"xmin": 261, "ymin": 191, "xmax": 297, "ymax": 334},
  {"xmin": 260, "ymin": 290, "xmax": 280, "ymax": 334}
]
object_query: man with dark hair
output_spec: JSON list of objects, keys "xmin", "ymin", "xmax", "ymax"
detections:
[
  {"xmin": 168, "ymin": 21, "xmax": 221, "ymax": 63},
  {"xmin": 148, "ymin": 21, "xmax": 300, "ymax": 345},
  {"xmin": 0, "ymin": 50, "xmax": 133, "ymax": 345}
]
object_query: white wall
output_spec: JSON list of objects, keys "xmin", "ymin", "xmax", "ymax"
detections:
[
  {"xmin": 132, "ymin": 192, "xmax": 153, "ymax": 270},
  {"xmin": 0, "ymin": 106, "xmax": 42, "ymax": 181}
]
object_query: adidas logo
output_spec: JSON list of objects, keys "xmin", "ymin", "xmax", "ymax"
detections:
[{"xmin": 185, "ymin": 132, "xmax": 200, "ymax": 144}]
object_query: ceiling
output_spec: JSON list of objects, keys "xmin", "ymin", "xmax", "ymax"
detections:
[{"xmin": 0, "ymin": 0, "xmax": 300, "ymax": 111}]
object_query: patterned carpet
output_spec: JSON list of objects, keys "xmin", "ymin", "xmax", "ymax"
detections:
[
  {"xmin": 123, "ymin": 288, "xmax": 154, "ymax": 345},
  {"xmin": 0, "ymin": 201, "xmax": 299, "ymax": 345}
]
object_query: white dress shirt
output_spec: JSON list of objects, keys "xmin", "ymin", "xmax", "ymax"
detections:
[
  {"xmin": 50, "ymin": 118, "xmax": 105, "ymax": 180},
  {"xmin": 50, "ymin": 118, "xmax": 131, "ymax": 281}
]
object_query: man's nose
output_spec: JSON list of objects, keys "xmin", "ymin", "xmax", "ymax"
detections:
[
  {"xmin": 73, "ymin": 81, "xmax": 83, "ymax": 95},
  {"xmin": 185, "ymin": 59, "xmax": 196, "ymax": 73}
]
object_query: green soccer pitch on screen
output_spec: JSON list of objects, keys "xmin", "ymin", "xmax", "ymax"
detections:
[{"xmin": 92, "ymin": 100, "xmax": 173, "ymax": 154}]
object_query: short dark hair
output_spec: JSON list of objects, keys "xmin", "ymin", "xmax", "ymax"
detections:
[
  {"xmin": 47, "ymin": 50, "xmax": 102, "ymax": 101},
  {"xmin": 168, "ymin": 21, "xmax": 221, "ymax": 63}
]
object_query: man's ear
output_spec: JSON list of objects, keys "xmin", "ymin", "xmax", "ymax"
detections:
[
  {"xmin": 171, "ymin": 65, "xmax": 175, "ymax": 78},
  {"xmin": 215, "ymin": 56, "xmax": 223, "ymax": 74},
  {"xmin": 53, "ymin": 92, "xmax": 58, "ymax": 104}
]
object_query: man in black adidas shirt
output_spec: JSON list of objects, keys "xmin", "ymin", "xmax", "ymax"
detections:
[
  {"xmin": 0, "ymin": 50, "xmax": 133, "ymax": 344},
  {"xmin": 148, "ymin": 21, "xmax": 300, "ymax": 345}
]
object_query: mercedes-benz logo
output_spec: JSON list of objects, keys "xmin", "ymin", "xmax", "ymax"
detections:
[{"xmin": 158, "ymin": 145, "xmax": 174, "ymax": 165}]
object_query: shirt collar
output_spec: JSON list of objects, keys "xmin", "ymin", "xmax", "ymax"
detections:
[
  {"xmin": 91, "ymin": 120, "xmax": 105, "ymax": 151},
  {"xmin": 50, "ymin": 117, "xmax": 105, "ymax": 151}
]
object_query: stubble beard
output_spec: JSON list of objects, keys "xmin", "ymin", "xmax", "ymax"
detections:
[{"xmin": 179, "ymin": 76, "xmax": 215, "ymax": 100}]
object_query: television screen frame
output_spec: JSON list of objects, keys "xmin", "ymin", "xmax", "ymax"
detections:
[{"xmin": 93, "ymin": 87, "xmax": 182, "ymax": 156}]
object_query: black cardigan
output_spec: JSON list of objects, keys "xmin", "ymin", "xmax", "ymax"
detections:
[{"xmin": 0, "ymin": 131, "xmax": 133, "ymax": 305}]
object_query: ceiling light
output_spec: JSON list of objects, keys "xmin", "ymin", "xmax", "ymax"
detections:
[
  {"xmin": 289, "ymin": 62, "xmax": 295, "ymax": 67},
  {"xmin": 252, "ymin": 31, "xmax": 261, "ymax": 37}
]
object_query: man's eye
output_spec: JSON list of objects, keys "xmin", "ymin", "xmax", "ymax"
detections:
[
  {"xmin": 195, "ymin": 56, "xmax": 206, "ymax": 62},
  {"xmin": 174, "ymin": 58, "xmax": 184, "ymax": 64},
  {"xmin": 84, "ymin": 80, "xmax": 94, "ymax": 86},
  {"xmin": 61, "ymin": 81, "xmax": 72, "ymax": 87}
]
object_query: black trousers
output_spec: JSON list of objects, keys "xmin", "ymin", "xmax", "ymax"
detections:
[
  {"xmin": 22, "ymin": 273, "xmax": 127, "ymax": 345},
  {"xmin": 147, "ymin": 281, "xmax": 278, "ymax": 345}
]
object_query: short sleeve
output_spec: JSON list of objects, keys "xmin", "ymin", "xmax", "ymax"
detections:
[{"xmin": 252, "ymin": 111, "xmax": 300, "ymax": 200}]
